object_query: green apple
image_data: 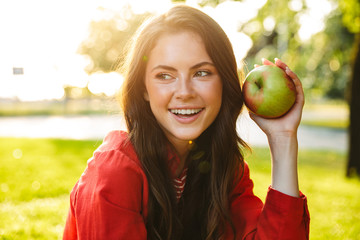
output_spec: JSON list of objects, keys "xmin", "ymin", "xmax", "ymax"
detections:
[{"xmin": 242, "ymin": 65, "xmax": 296, "ymax": 118}]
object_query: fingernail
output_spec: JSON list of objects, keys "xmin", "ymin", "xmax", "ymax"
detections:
[
  {"xmin": 274, "ymin": 58, "xmax": 279, "ymax": 62},
  {"xmin": 286, "ymin": 66, "xmax": 290, "ymax": 72}
]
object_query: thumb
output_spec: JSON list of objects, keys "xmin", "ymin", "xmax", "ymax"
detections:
[
  {"xmin": 248, "ymin": 111, "xmax": 267, "ymax": 131},
  {"xmin": 248, "ymin": 111, "xmax": 260, "ymax": 122}
]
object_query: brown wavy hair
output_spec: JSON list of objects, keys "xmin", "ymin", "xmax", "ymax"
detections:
[{"xmin": 119, "ymin": 5, "xmax": 248, "ymax": 240}]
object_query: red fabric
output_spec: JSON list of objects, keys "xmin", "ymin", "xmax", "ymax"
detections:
[
  {"xmin": 226, "ymin": 164, "xmax": 310, "ymax": 239},
  {"xmin": 63, "ymin": 131, "xmax": 310, "ymax": 240}
]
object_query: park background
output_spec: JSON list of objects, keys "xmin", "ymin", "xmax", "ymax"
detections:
[{"xmin": 0, "ymin": 0, "xmax": 359, "ymax": 239}]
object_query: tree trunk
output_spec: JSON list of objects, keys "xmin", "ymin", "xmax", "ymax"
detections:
[{"xmin": 347, "ymin": 34, "xmax": 360, "ymax": 177}]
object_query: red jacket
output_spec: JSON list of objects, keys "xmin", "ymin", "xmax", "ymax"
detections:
[{"xmin": 63, "ymin": 131, "xmax": 310, "ymax": 240}]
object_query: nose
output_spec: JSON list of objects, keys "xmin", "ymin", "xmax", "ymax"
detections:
[{"xmin": 174, "ymin": 76, "xmax": 196, "ymax": 100}]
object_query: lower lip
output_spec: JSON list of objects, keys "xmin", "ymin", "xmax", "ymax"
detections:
[{"xmin": 170, "ymin": 110, "xmax": 203, "ymax": 124}]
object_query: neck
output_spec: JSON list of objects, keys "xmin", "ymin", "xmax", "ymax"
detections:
[{"xmin": 169, "ymin": 139, "xmax": 193, "ymax": 177}]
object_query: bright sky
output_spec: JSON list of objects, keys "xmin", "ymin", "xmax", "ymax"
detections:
[{"xmin": 0, "ymin": 0, "xmax": 335, "ymax": 101}]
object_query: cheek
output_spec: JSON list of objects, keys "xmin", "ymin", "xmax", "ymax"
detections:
[
  {"xmin": 145, "ymin": 83, "xmax": 172, "ymax": 108},
  {"xmin": 203, "ymin": 82, "xmax": 223, "ymax": 111}
]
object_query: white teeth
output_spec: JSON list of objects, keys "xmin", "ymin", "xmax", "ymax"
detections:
[{"xmin": 170, "ymin": 109, "xmax": 202, "ymax": 115}]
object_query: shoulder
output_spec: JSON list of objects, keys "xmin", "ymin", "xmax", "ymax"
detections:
[
  {"xmin": 75, "ymin": 131, "xmax": 148, "ymax": 210},
  {"xmin": 89, "ymin": 130, "xmax": 144, "ymax": 178},
  {"xmin": 92, "ymin": 130, "xmax": 141, "ymax": 168},
  {"xmin": 96, "ymin": 130, "xmax": 136, "ymax": 156},
  {"xmin": 72, "ymin": 131, "xmax": 145, "ymax": 196}
]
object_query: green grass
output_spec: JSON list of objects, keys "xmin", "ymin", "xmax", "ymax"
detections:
[
  {"xmin": 0, "ymin": 99, "xmax": 120, "ymax": 117},
  {"xmin": 0, "ymin": 138, "xmax": 102, "ymax": 239},
  {"xmin": 1, "ymin": 138, "xmax": 359, "ymax": 239},
  {"xmin": 301, "ymin": 101, "xmax": 349, "ymax": 130},
  {"xmin": 301, "ymin": 119, "xmax": 349, "ymax": 130},
  {"xmin": 246, "ymin": 148, "xmax": 360, "ymax": 240}
]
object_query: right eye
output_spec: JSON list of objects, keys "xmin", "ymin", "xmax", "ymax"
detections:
[{"xmin": 155, "ymin": 73, "xmax": 173, "ymax": 80}]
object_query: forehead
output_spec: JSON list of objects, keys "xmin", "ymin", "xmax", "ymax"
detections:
[{"xmin": 147, "ymin": 31, "xmax": 212, "ymax": 66}]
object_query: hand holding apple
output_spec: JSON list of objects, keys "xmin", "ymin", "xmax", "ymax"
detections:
[
  {"xmin": 242, "ymin": 64, "xmax": 296, "ymax": 118},
  {"xmin": 243, "ymin": 59, "xmax": 305, "ymax": 198},
  {"xmin": 244, "ymin": 58, "xmax": 305, "ymax": 138}
]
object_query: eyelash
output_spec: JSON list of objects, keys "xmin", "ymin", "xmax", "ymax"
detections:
[
  {"xmin": 155, "ymin": 73, "xmax": 173, "ymax": 80},
  {"xmin": 155, "ymin": 70, "xmax": 212, "ymax": 80},
  {"xmin": 194, "ymin": 70, "xmax": 211, "ymax": 77}
]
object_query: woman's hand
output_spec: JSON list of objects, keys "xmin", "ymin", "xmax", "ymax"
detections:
[
  {"xmin": 249, "ymin": 58, "xmax": 305, "ymax": 139},
  {"xmin": 249, "ymin": 58, "xmax": 305, "ymax": 197}
]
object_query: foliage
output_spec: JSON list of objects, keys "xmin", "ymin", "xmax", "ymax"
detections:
[
  {"xmin": 339, "ymin": 0, "xmax": 360, "ymax": 33},
  {"xmin": 78, "ymin": 6, "xmax": 152, "ymax": 74},
  {"xmin": 78, "ymin": 0, "xmax": 356, "ymax": 101},
  {"xmin": 300, "ymin": 11, "xmax": 354, "ymax": 99},
  {"xmin": 0, "ymin": 138, "xmax": 359, "ymax": 239},
  {"xmin": 242, "ymin": 0, "xmax": 355, "ymax": 100},
  {"xmin": 63, "ymin": 86, "xmax": 93, "ymax": 100},
  {"xmin": 171, "ymin": 0, "xmax": 244, "ymax": 7}
]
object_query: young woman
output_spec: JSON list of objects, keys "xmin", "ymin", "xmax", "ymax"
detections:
[{"xmin": 63, "ymin": 5, "xmax": 309, "ymax": 240}]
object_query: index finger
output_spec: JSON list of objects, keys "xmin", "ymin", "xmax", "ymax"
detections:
[
  {"xmin": 274, "ymin": 58, "xmax": 288, "ymax": 71},
  {"xmin": 262, "ymin": 58, "xmax": 276, "ymax": 66}
]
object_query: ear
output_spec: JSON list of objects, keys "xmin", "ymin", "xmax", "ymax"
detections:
[{"xmin": 143, "ymin": 91, "xmax": 149, "ymax": 101}]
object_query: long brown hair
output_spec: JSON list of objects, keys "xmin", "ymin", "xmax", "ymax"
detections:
[{"xmin": 119, "ymin": 5, "xmax": 248, "ymax": 240}]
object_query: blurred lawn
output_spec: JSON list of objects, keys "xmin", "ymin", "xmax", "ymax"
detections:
[
  {"xmin": 246, "ymin": 148, "xmax": 360, "ymax": 239},
  {"xmin": 301, "ymin": 101, "xmax": 349, "ymax": 130},
  {"xmin": 0, "ymin": 99, "xmax": 119, "ymax": 117},
  {"xmin": 0, "ymin": 100, "xmax": 350, "ymax": 130},
  {"xmin": 0, "ymin": 138, "xmax": 102, "ymax": 239},
  {"xmin": 1, "ymin": 138, "xmax": 359, "ymax": 239}
]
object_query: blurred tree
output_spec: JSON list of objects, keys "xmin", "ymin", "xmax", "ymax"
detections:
[
  {"xmin": 243, "ymin": 0, "xmax": 355, "ymax": 100},
  {"xmin": 80, "ymin": 1, "xmax": 355, "ymax": 101},
  {"xmin": 347, "ymin": 38, "xmax": 360, "ymax": 177},
  {"xmin": 78, "ymin": 5, "xmax": 152, "ymax": 74},
  {"xmin": 63, "ymin": 86, "xmax": 93, "ymax": 100},
  {"xmin": 339, "ymin": 0, "xmax": 360, "ymax": 177},
  {"xmin": 171, "ymin": 0, "xmax": 248, "ymax": 7},
  {"xmin": 189, "ymin": 0, "xmax": 353, "ymax": 99}
]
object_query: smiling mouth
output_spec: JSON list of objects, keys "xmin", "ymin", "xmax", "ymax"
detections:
[{"xmin": 170, "ymin": 108, "xmax": 203, "ymax": 117}]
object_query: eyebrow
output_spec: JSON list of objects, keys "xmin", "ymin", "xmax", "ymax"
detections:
[{"xmin": 151, "ymin": 61, "xmax": 215, "ymax": 73}]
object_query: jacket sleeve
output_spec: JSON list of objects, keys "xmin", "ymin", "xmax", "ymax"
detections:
[
  {"xmin": 63, "ymin": 149, "xmax": 148, "ymax": 240},
  {"xmin": 227, "ymin": 163, "xmax": 310, "ymax": 240},
  {"xmin": 63, "ymin": 181, "xmax": 79, "ymax": 240}
]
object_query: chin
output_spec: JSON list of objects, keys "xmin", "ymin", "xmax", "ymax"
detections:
[
  {"xmin": 177, "ymin": 133, "xmax": 201, "ymax": 141},
  {"xmin": 171, "ymin": 129, "xmax": 203, "ymax": 142}
]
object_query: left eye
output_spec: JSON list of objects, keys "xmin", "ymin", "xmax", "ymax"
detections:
[
  {"xmin": 194, "ymin": 71, "xmax": 210, "ymax": 77},
  {"xmin": 155, "ymin": 73, "xmax": 173, "ymax": 80}
]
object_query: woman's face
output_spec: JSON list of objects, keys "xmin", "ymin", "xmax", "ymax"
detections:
[{"xmin": 144, "ymin": 31, "xmax": 222, "ymax": 149}]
